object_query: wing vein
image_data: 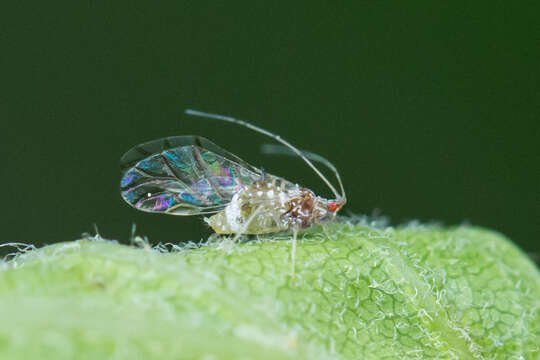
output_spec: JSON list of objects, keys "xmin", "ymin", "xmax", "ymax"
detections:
[
  {"xmin": 159, "ymin": 153, "xmax": 194, "ymax": 194},
  {"xmin": 192, "ymin": 146, "xmax": 227, "ymax": 201}
]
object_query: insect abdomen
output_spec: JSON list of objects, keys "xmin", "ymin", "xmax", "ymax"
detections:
[
  {"xmin": 205, "ymin": 211, "xmax": 285, "ymax": 234},
  {"xmin": 205, "ymin": 179, "xmax": 295, "ymax": 234}
]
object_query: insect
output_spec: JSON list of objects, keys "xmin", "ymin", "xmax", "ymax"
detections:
[{"xmin": 120, "ymin": 109, "xmax": 346, "ymax": 275}]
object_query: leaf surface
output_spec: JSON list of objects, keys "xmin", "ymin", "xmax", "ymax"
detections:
[{"xmin": 0, "ymin": 223, "xmax": 538, "ymax": 359}]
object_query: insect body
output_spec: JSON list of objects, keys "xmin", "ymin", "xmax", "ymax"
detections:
[
  {"xmin": 120, "ymin": 110, "xmax": 346, "ymax": 275},
  {"xmin": 207, "ymin": 178, "xmax": 337, "ymax": 235}
]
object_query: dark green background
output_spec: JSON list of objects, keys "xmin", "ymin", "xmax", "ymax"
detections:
[{"xmin": 2, "ymin": 2, "xmax": 539, "ymax": 255}]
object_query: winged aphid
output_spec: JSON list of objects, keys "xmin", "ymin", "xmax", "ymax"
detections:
[{"xmin": 120, "ymin": 109, "xmax": 346, "ymax": 275}]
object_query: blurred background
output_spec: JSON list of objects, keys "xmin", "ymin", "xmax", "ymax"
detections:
[{"xmin": 1, "ymin": 2, "xmax": 539, "ymax": 256}]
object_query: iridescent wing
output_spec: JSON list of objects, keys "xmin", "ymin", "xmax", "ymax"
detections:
[{"xmin": 120, "ymin": 136, "xmax": 262, "ymax": 215}]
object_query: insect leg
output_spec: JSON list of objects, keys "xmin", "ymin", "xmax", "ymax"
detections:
[
  {"xmin": 291, "ymin": 227, "xmax": 298, "ymax": 278},
  {"xmin": 232, "ymin": 204, "xmax": 264, "ymax": 242}
]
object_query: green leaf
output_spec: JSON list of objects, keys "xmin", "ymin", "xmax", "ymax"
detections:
[{"xmin": 0, "ymin": 222, "xmax": 539, "ymax": 359}]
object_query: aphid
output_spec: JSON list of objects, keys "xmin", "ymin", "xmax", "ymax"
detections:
[{"xmin": 120, "ymin": 109, "xmax": 346, "ymax": 275}]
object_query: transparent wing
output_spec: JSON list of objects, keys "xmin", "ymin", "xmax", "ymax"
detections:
[{"xmin": 120, "ymin": 136, "xmax": 262, "ymax": 215}]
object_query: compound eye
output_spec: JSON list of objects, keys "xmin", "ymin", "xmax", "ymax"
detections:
[{"xmin": 328, "ymin": 201, "xmax": 338, "ymax": 212}]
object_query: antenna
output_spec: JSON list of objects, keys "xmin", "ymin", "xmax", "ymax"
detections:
[
  {"xmin": 261, "ymin": 144, "xmax": 345, "ymax": 202},
  {"xmin": 185, "ymin": 109, "xmax": 345, "ymax": 202}
]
